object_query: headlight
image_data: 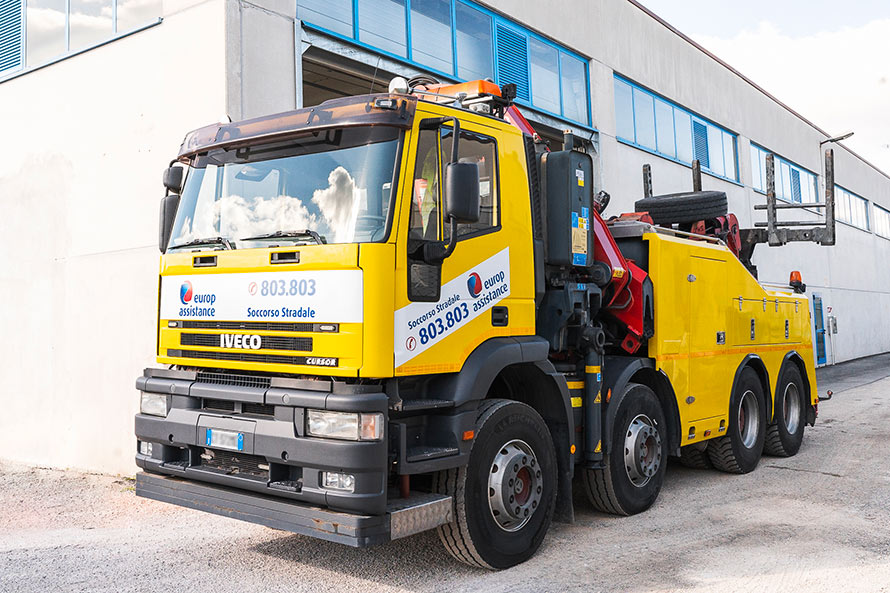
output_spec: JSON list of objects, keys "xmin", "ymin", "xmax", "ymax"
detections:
[
  {"xmin": 140, "ymin": 392, "xmax": 169, "ymax": 417},
  {"xmin": 306, "ymin": 410, "xmax": 384, "ymax": 441},
  {"xmin": 322, "ymin": 471, "xmax": 355, "ymax": 492}
]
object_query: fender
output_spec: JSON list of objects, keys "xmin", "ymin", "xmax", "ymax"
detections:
[
  {"xmin": 430, "ymin": 336, "xmax": 576, "ymax": 522},
  {"xmin": 732, "ymin": 354, "xmax": 772, "ymax": 422},
  {"xmin": 778, "ymin": 350, "xmax": 816, "ymax": 426},
  {"xmin": 601, "ymin": 356, "xmax": 654, "ymax": 455}
]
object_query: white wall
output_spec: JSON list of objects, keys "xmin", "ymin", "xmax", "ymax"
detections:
[{"xmin": 0, "ymin": 0, "xmax": 227, "ymax": 474}]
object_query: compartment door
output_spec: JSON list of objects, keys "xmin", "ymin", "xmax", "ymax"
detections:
[{"xmin": 686, "ymin": 255, "xmax": 731, "ymax": 423}]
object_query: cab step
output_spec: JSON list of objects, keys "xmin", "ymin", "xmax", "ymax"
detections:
[
  {"xmin": 406, "ymin": 445, "xmax": 460, "ymax": 462},
  {"xmin": 396, "ymin": 399, "xmax": 455, "ymax": 412}
]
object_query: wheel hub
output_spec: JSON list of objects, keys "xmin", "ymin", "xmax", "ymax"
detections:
[
  {"xmin": 488, "ymin": 439, "xmax": 542, "ymax": 532},
  {"xmin": 738, "ymin": 389, "xmax": 760, "ymax": 448},
  {"xmin": 783, "ymin": 383, "xmax": 801, "ymax": 434},
  {"xmin": 623, "ymin": 414, "xmax": 662, "ymax": 487}
]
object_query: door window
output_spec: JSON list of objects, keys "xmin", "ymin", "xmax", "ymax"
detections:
[{"xmin": 409, "ymin": 126, "xmax": 499, "ymax": 243}]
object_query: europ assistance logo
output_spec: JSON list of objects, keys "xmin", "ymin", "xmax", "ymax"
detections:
[
  {"xmin": 467, "ymin": 272, "xmax": 482, "ymax": 298},
  {"xmin": 180, "ymin": 281, "xmax": 193, "ymax": 305}
]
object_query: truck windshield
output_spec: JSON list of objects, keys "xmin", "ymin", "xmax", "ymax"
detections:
[{"xmin": 168, "ymin": 126, "xmax": 401, "ymax": 250}]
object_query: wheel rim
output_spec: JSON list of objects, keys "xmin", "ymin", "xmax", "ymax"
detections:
[
  {"xmin": 623, "ymin": 414, "xmax": 662, "ymax": 487},
  {"xmin": 782, "ymin": 382, "xmax": 801, "ymax": 434},
  {"xmin": 488, "ymin": 439, "xmax": 542, "ymax": 532},
  {"xmin": 738, "ymin": 390, "xmax": 760, "ymax": 448}
]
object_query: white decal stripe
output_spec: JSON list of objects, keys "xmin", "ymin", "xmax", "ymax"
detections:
[
  {"xmin": 160, "ymin": 270, "xmax": 363, "ymax": 323},
  {"xmin": 394, "ymin": 248, "xmax": 510, "ymax": 367}
]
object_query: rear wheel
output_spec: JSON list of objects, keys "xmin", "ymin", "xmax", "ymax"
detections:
[
  {"xmin": 678, "ymin": 443, "xmax": 712, "ymax": 469},
  {"xmin": 764, "ymin": 365, "xmax": 806, "ymax": 457},
  {"xmin": 583, "ymin": 383, "xmax": 667, "ymax": 516},
  {"xmin": 634, "ymin": 191, "xmax": 728, "ymax": 225},
  {"xmin": 707, "ymin": 368, "xmax": 766, "ymax": 473},
  {"xmin": 433, "ymin": 399, "xmax": 557, "ymax": 569}
]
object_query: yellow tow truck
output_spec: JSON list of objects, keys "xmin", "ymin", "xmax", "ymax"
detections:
[{"xmin": 135, "ymin": 78, "xmax": 825, "ymax": 568}]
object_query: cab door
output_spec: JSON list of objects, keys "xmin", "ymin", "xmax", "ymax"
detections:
[{"xmin": 392, "ymin": 112, "xmax": 533, "ymax": 375}]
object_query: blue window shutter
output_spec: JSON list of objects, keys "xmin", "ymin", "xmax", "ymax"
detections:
[
  {"xmin": 495, "ymin": 24, "xmax": 529, "ymax": 102},
  {"xmin": 692, "ymin": 121, "xmax": 709, "ymax": 169},
  {"xmin": 0, "ymin": 0, "xmax": 23, "ymax": 75},
  {"xmin": 791, "ymin": 168, "xmax": 801, "ymax": 202}
]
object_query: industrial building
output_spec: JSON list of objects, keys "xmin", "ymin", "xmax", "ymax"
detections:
[{"xmin": 1, "ymin": 0, "xmax": 887, "ymax": 474}]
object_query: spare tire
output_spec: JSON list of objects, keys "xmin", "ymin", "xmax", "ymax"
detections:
[{"xmin": 634, "ymin": 191, "xmax": 728, "ymax": 225}]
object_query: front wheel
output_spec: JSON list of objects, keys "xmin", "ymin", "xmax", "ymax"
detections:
[
  {"xmin": 583, "ymin": 383, "xmax": 667, "ymax": 516},
  {"xmin": 433, "ymin": 399, "xmax": 557, "ymax": 569}
]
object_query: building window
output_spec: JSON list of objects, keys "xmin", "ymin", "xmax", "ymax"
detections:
[
  {"xmin": 454, "ymin": 1, "xmax": 491, "ymax": 81},
  {"xmin": 358, "ymin": 0, "xmax": 406, "ymax": 57},
  {"xmin": 1, "ymin": 0, "xmax": 161, "ymax": 79},
  {"xmin": 835, "ymin": 185, "xmax": 870, "ymax": 231},
  {"xmin": 297, "ymin": 0, "xmax": 591, "ymax": 126},
  {"xmin": 749, "ymin": 145, "xmax": 818, "ymax": 204},
  {"xmin": 874, "ymin": 205, "xmax": 890, "ymax": 239},
  {"xmin": 411, "ymin": 0, "xmax": 452, "ymax": 74},
  {"xmin": 613, "ymin": 75, "xmax": 738, "ymax": 182},
  {"xmin": 0, "ymin": 0, "xmax": 23, "ymax": 75}
]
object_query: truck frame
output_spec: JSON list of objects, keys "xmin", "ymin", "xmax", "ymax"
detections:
[{"xmin": 135, "ymin": 78, "xmax": 820, "ymax": 569}]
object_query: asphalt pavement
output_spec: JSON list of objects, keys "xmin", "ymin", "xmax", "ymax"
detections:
[{"xmin": 3, "ymin": 353, "xmax": 890, "ymax": 593}]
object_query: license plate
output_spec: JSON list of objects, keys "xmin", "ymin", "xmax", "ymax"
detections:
[{"xmin": 206, "ymin": 428, "xmax": 243, "ymax": 451}]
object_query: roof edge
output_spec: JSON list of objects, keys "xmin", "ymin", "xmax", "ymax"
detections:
[{"xmin": 626, "ymin": 0, "xmax": 890, "ymax": 182}]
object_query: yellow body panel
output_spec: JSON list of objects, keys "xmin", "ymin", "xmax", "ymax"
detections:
[
  {"xmin": 646, "ymin": 232, "xmax": 818, "ymax": 445},
  {"xmin": 391, "ymin": 105, "xmax": 535, "ymax": 376}
]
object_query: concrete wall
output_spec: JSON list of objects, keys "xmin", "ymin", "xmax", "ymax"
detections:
[{"xmin": 0, "ymin": 0, "xmax": 227, "ymax": 474}]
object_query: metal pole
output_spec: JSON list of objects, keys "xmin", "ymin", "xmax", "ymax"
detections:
[
  {"xmin": 642, "ymin": 164, "xmax": 652, "ymax": 199},
  {"xmin": 692, "ymin": 159, "xmax": 702, "ymax": 191},
  {"xmin": 823, "ymin": 148, "xmax": 836, "ymax": 245},
  {"xmin": 765, "ymin": 154, "xmax": 781, "ymax": 245}
]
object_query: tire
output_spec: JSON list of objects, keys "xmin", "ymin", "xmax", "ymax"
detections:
[
  {"xmin": 583, "ymin": 383, "xmax": 667, "ymax": 516},
  {"xmin": 764, "ymin": 365, "xmax": 806, "ymax": 457},
  {"xmin": 634, "ymin": 191, "xmax": 728, "ymax": 225},
  {"xmin": 678, "ymin": 443, "xmax": 712, "ymax": 469},
  {"xmin": 707, "ymin": 368, "xmax": 766, "ymax": 473},
  {"xmin": 433, "ymin": 399, "xmax": 557, "ymax": 569}
]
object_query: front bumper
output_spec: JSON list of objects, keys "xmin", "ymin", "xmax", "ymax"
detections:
[
  {"xmin": 136, "ymin": 472, "xmax": 452, "ymax": 547},
  {"xmin": 134, "ymin": 368, "xmax": 388, "ymax": 515}
]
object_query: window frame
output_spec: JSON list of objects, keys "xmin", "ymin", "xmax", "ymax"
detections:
[
  {"xmin": 613, "ymin": 74, "xmax": 740, "ymax": 184},
  {"xmin": 835, "ymin": 184, "xmax": 871, "ymax": 232},
  {"xmin": 873, "ymin": 203, "xmax": 890, "ymax": 239},
  {"xmin": 749, "ymin": 144, "xmax": 819, "ymax": 204},
  {"xmin": 407, "ymin": 121, "xmax": 502, "ymax": 245},
  {"xmin": 297, "ymin": 0, "xmax": 593, "ymax": 129},
  {"xmin": 0, "ymin": 0, "xmax": 162, "ymax": 83}
]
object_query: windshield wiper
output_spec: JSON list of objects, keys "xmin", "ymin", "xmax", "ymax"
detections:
[
  {"xmin": 240, "ymin": 229, "xmax": 326, "ymax": 245},
  {"xmin": 169, "ymin": 236, "xmax": 235, "ymax": 250}
]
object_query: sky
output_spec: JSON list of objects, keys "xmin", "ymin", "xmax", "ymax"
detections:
[{"xmin": 637, "ymin": 0, "xmax": 890, "ymax": 175}]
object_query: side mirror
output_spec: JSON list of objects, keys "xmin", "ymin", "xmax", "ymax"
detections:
[
  {"xmin": 159, "ymin": 194, "xmax": 180, "ymax": 253},
  {"xmin": 443, "ymin": 161, "xmax": 480, "ymax": 224},
  {"xmin": 163, "ymin": 166, "xmax": 184, "ymax": 193}
]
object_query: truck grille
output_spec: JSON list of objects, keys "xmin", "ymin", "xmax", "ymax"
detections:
[
  {"xmin": 180, "ymin": 333, "xmax": 313, "ymax": 352},
  {"xmin": 203, "ymin": 399, "xmax": 235, "ymax": 412},
  {"xmin": 200, "ymin": 449, "xmax": 268, "ymax": 480},
  {"xmin": 242, "ymin": 402, "xmax": 275, "ymax": 416},
  {"xmin": 180, "ymin": 320, "xmax": 326, "ymax": 332},
  {"xmin": 173, "ymin": 349, "xmax": 336, "ymax": 367},
  {"xmin": 195, "ymin": 371, "xmax": 272, "ymax": 389}
]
